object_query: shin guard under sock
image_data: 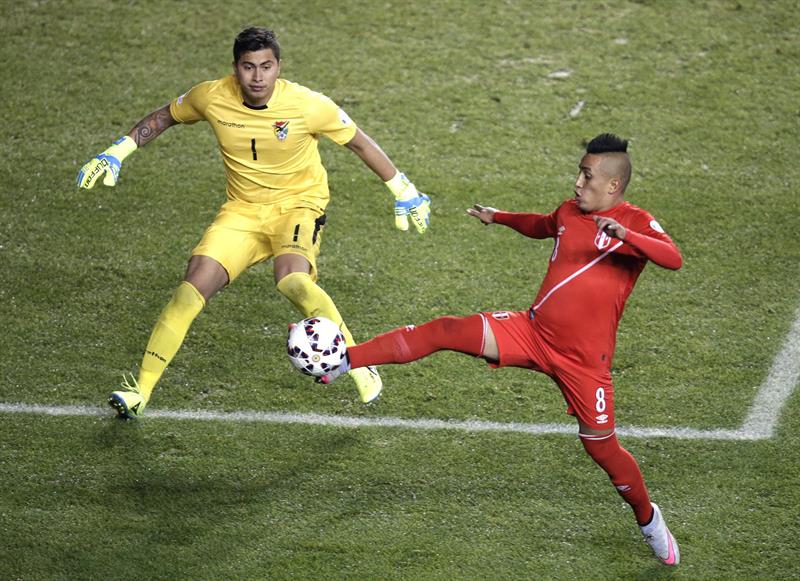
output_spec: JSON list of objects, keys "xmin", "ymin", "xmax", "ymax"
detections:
[
  {"xmin": 580, "ymin": 432, "xmax": 654, "ymax": 525},
  {"xmin": 348, "ymin": 315, "xmax": 487, "ymax": 368},
  {"xmin": 276, "ymin": 272, "xmax": 357, "ymax": 345},
  {"xmin": 137, "ymin": 281, "xmax": 205, "ymax": 400}
]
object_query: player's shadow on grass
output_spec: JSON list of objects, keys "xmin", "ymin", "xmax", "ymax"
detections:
[{"xmin": 96, "ymin": 421, "xmax": 365, "ymax": 538}]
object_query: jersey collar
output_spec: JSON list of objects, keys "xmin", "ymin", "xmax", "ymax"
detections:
[
  {"xmin": 587, "ymin": 200, "xmax": 630, "ymax": 217},
  {"xmin": 236, "ymin": 78, "xmax": 283, "ymax": 110}
]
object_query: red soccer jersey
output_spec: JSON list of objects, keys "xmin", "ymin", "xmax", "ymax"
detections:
[{"xmin": 494, "ymin": 200, "xmax": 682, "ymax": 368}]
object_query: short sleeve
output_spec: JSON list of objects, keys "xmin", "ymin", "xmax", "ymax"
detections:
[
  {"xmin": 169, "ymin": 82, "xmax": 212, "ymax": 125},
  {"xmin": 303, "ymin": 92, "xmax": 358, "ymax": 145}
]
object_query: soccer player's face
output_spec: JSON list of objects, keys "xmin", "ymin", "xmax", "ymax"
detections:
[
  {"xmin": 574, "ymin": 154, "xmax": 618, "ymax": 213},
  {"xmin": 234, "ymin": 48, "xmax": 281, "ymax": 107}
]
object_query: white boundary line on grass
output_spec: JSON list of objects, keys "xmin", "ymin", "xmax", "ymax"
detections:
[
  {"xmin": 0, "ymin": 402, "xmax": 777, "ymax": 441},
  {"xmin": 2, "ymin": 304, "xmax": 799, "ymax": 441},
  {"xmin": 739, "ymin": 301, "xmax": 800, "ymax": 439}
]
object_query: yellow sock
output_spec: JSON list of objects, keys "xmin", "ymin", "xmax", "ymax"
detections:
[
  {"xmin": 137, "ymin": 281, "xmax": 205, "ymax": 401},
  {"xmin": 276, "ymin": 272, "xmax": 356, "ymax": 345}
]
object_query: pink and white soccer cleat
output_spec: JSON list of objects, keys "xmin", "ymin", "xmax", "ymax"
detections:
[{"xmin": 640, "ymin": 503, "xmax": 680, "ymax": 566}]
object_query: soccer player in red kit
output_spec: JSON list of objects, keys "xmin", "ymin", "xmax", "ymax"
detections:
[{"xmin": 309, "ymin": 134, "xmax": 682, "ymax": 565}]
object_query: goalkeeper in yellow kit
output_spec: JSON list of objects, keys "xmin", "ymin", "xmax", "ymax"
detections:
[{"xmin": 77, "ymin": 27, "xmax": 430, "ymax": 418}]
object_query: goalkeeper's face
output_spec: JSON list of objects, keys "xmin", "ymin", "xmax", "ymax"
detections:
[{"xmin": 233, "ymin": 48, "xmax": 281, "ymax": 107}]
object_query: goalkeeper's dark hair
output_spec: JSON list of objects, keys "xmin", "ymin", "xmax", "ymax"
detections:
[
  {"xmin": 586, "ymin": 133, "xmax": 629, "ymax": 154},
  {"xmin": 234, "ymin": 27, "xmax": 281, "ymax": 62}
]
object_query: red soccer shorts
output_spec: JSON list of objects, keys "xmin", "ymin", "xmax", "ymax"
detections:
[{"xmin": 482, "ymin": 310, "xmax": 615, "ymax": 430}]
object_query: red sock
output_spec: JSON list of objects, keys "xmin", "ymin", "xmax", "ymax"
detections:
[
  {"xmin": 348, "ymin": 315, "xmax": 486, "ymax": 368},
  {"xmin": 580, "ymin": 432, "xmax": 654, "ymax": 525}
]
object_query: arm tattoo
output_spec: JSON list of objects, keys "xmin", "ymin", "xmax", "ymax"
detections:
[{"xmin": 129, "ymin": 104, "xmax": 177, "ymax": 147}]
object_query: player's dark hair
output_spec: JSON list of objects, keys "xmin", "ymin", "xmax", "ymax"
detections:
[
  {"xmin": 586, "ymin": 133, "xmax": 632, "ymax": 193},
  {"xmin": 234, "ymin": 27, "xmax": 281, "ymax": 62},
  {"xmin": 586, "ymin": 133, "xmax": 628, "ymax": 154}
]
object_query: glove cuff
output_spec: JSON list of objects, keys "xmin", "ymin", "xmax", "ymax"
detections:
[
  {"xmin": 385, "ymin": 171, "xmax": 418, "ymax": 201},
  {"xmin": 106, "ymin": 136, "xmax": 138, "ymax": 161}
]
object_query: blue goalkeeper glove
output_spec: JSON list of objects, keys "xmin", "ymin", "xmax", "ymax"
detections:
[
  {"xmin": 77, "ymin": 136, "xmax": 137, "ymax": 189},
  {"xmin": 385, "ymin": 171, "xmax": 431, "ymax": 234}
]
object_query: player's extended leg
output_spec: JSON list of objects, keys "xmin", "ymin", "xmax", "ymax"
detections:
[
  {"xmin": 275, "ymin": 255, "xmax": 382, "ymax": 403},
  {"xmin": 108, "ymin": 256, "xmax": 228, "ymax": 419},
  {"xmin": 319, "ymin": 314, "xmax": 495, "ymax": 383},
  {"xmin": 579, "ymin": 428, "xmax": 680, "ymax": 565}
]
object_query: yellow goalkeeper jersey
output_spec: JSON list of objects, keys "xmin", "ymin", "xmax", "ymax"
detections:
[{"xmin": 170, "ymin": 75, "xmax": 358, "ymax": 208}]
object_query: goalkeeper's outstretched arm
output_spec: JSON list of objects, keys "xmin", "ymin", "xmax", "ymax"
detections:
[
  {"xmin": 343, "ymin": 128, "xmax": 397, "ymax": 182},
  {"xmin": 344, "ymin": 128, "xmax": 431, "ymax": 234},
  {"xmin": 77, "ymin": 104, "xmax": 178, "ymax": 189},
  {"xmin": 127, "ymin": 103, "xmax": 178, "ymax": 147}
]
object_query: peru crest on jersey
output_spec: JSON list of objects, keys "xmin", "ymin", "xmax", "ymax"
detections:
[{"xmin": 594, "ymin": 229, "xmax": 613, "ymax": 250}]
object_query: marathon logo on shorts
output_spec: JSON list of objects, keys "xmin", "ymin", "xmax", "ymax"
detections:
[
  {"xmin": 594, "ymin": 230, "xmax": 612, "ymax": 250},
  {"xmin": 596, "ymin": 413, "xmax": 609, "ymax": 424},
  {"xmin": 492, "ymin": 311, "xmax": 510, "ymax": 320},
  {"xmin": 274, "ymin": 120, "xmax": 290, "ymax": 141}
]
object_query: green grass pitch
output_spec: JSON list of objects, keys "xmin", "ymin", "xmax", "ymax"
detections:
[{"xmin": 1, "ymin": 0, "xmax": 799, "ymax": 579}]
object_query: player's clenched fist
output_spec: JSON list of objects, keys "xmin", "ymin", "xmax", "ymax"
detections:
[
  {"xmin": 77, "ymin": 136, "xmax": 137, "ymax": 189},
  {"xmin": 385, "ymin": 171, "xmax": 431, "ymax": 234},
  {"xmin": 593, "ymin": 215, "xmax": 627, "ymax": 240}
]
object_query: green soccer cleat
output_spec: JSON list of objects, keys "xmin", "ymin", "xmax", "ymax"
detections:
[
  {"xmin": 108, "ymin": 374, "xmax": 147, "ymax": 420},
  {"xmin": 348, "ymin": 365, "xmax": 382, "ymax": 403}
]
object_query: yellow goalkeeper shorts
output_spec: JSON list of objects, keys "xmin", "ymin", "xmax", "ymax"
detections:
[{"xmin": 191, "ymin": 200, "xmax": 326, "ymax": 283}]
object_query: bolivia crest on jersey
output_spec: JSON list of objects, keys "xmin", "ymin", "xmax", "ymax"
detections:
[{"xmin": 273, "ymin": 120, "xmax": 290, "ymax": 141}]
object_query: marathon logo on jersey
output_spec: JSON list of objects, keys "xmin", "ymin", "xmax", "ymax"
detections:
[
  {"xmin": 594, "ymin": 229, "xmax": 612, "ymax": 250},
  {"xmin": 492, "ymin": 311, "xmax": 510, "ymax": 320},
  {"xmin": 596, "ymin": 413, "xmax": 609, "ymax": 424},
  {"xmin": 273, "ymin": 120, "xmax": 290, "ymax": 141},
  {"xmin": 217, "ymin": 119, "xmax": 246, "ymax": 129}
]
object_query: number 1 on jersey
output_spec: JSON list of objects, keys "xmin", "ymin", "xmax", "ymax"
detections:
[{"xmin": 251, "ymin": 138, "xmax": 257, "ymax": 161}]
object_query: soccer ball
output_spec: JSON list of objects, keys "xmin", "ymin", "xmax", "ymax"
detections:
[{"xmin": 287, "ymin": 317, "xmax": 347, "ymax": 377}]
